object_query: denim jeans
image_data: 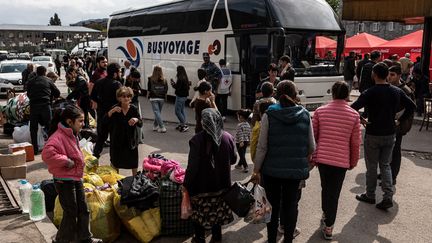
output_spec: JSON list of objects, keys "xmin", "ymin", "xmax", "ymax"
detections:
[
  {"xmin": 390, "ymin": 133, "xmax": 403, "ymax": 181},
  {"xmin": 174, "ymin": 96, "xmax": 187, "ymax": 125},
  {"xmin": 150, "ymin": 99, "xmax": 165, "ymax": 128},
  {"xmin": 364, "ymin": 134, "xmax": 396, "ymax": 200},
  {"xmin": 54, "ymin": 180, "xmax": 92, "ymax": 242}
]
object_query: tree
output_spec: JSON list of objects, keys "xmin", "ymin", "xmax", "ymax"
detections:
[
  {"xmin": 326, "ymin": 0, "xmax": 340, "ymax": 13},
  {"xmin": 49, "ymin": 13, "xmax": 62, "ymax": 26}
]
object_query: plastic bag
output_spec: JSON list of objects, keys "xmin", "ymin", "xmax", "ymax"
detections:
[
  {"xmin": 244, "ymin": 185, "xmax": 272, "ymax": 224},
  {"xmin": 181, "ymin": 190, "xmax": 192, "ymax": 219},
  {"xmin": 82, "ymin": 146, "xmax": 98, "ymax": 173},
  {"xmin": 83, "ymin": 173, "xmax": 104, "ymax": 186},
  {"xmin": 37, "ymin": 124, "xmax": 47, "ymax": 151},
  {"xmin": 101, "ymin": 172, "xmax": 125, "ymax": 185},
  {"xmin": 54, "ymin": 188, "xmax": 121, "ymax": 242},
  {"xmin": 12, "ymin": 125, "xmax": 31, "ymax": 143},
  {"xmin": 96, "ymin": 165, "xmax": 118, "ymax": 176}
]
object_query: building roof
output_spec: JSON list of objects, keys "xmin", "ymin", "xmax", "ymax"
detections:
[{"xmin": 0, "ymin": 24, "xmax": 100, "ymax": 33}]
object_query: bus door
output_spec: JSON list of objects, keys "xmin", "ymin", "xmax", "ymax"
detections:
[{"xmin": 225, "ymin": 33, "xmax": 269, "ymax": 108}]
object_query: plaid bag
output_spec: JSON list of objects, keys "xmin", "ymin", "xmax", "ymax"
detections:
[{"xmin": 159, "ymin": 177, "xmax": 193, "ymax": 235}]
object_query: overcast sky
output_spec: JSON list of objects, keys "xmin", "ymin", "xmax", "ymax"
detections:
[{"xmin": 0, "ymin": 0, "xmax": 172, "ymax": 26}]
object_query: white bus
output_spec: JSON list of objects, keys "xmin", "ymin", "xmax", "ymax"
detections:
[{"xmin": 107, "ymin": 0, "xmax": 345, "ymax": 110}]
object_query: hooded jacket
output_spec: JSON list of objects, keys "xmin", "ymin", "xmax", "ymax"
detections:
[
  {"xmin": 42, "ymin": 123, "xmax": 84, "ymax": 181},
  {"xmin": 254, "ymin": 104, "xmax": 315, "ymax": 180}
]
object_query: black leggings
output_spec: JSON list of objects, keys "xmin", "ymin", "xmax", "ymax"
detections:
[{"xmin": 236, "ymin": 142, "xmax": 249, "ymax": 168}]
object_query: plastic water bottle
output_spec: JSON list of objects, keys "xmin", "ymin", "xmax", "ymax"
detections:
[
  {"xmin": 18, "ymin": 180, "xmax": 32, "ymax": 213},
  {"xmin": 29, "ymin": 184, "xmax": 46, "ymax": 221}
]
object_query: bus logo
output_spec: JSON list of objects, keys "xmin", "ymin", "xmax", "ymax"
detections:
[
  {"xmin": 208, "ymin": 40, "xmax": 221, "ymax": 55},
  {"xmin": 116, "ymin": 38, "xmax": 144, "ymax": 67}
]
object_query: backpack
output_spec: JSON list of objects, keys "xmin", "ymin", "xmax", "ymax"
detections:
[{"xmin": 150, "ymin": 79, "xmax": 167, "ymax": 97}]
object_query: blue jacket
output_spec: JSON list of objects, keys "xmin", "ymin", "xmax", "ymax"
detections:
[{"xmin": 261, "ymin": 104, "xmax": 311, "ymax": 180}]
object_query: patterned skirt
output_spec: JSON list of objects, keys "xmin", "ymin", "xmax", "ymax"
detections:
[{"xmin": 190, "ymin": 191, "xmax": 234, "ymax": 229}]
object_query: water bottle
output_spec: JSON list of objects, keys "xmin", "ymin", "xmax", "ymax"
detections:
[
  {"xmin": 18, "ymin": 179, "xmax": 32, "ymax": 213},
  {"xmin": 29, "ymin": 184, "xmax": 46, "ymax": 221}
]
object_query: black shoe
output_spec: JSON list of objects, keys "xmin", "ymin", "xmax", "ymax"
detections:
[
  {"xmin": 103, "ymin": 141, "xmax": 110, "ymax": 147},
  {"xmin": 180, "ymin": 125, "xmax": 189, "ymax": 132},
  {"xmin": 175, "ymin": 124, "xmax": 181, "ymax": 130},
  {"xmin": 376, "ymin": 199, "xmax": 393, "ymax": 210},
  {"xmin": 377, "ymin": 174, "xmax": 382, "ymax": 180},
  {"xmin": 355, "ymin": 194, "xmax": 376, "ymax": 204}
]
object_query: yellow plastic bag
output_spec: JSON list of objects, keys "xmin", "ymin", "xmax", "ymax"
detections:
[
  {"xmin": 141, "ymin": 208, "xmax": 161, "ymax": 237},
  {"xmin": 86, "ymin": 188, "xmax": 120, "ymax": 242},
  {"xmin": 83, "ymin": 173, "xmax": 104, "ymax": 186},
  {"xmin": 53, "ymin": 188, "xmax": 121, "ymax": 242},
  {"xmin": 125, "ymin": 208, "xmax": 160, "ymax": 243},
  {"xmin": 53, "ymin": 196, "xmax": 62, "ymax": 227},
  {"xmin": 82, "ymin": 149, "xmax": 98, "ymax": 173},
  {"xmin": 113, "ymin": 191, "xmax": 140, "ymax": 220},
  {"xmin": 96, "ymin": 165, "xmax": 118, "ymax": 176},
  {"xmin": 89, "ymin": 113, "xmax": 96, "ymax": 128},
  {"xmin": 83, "ymin": 183, "xmax": 96, "ymax": 190}
]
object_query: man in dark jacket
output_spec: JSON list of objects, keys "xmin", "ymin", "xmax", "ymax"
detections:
[
  {"xmin": 359, "ymin": 51, "xmax": 381, "ymax": 93},
  {"xmin": 21, "ymin": 63, "xmax": 34, "ymax": 90},
  {"xmin": 343, "ymin": 52, "xmax": 356, "ymax": 92},
  {"xmin": 66, "ymin": 67, "xmax": 91, "ymax": 128},
  {"xmin": 387, "ymin": 65, "xmax": 415, "ymax": 185},
  {"xmin": 408, "ymin": 68, "xmax": 431, "ymax": 116},
  {"xmin": 355, "ymin": 53, "xmax": 370, "ymax": 81},
  {"xmin": 90, "ymin": 62, "xmax": 122, "ymax": 158},
  {"xmin": 26, "ymin": 65, "xmax": 61, "ymax": 154},
  {"xmin": 201, "ymin": 52, "xmax": 222, "ymax": 93}
]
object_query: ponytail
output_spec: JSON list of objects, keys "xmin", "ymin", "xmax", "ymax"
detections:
[
  {"xmin": 279, "ymin": 94, "xmax": 298, "ymax": 107},
  {"xmin": 276, "ymin": 80, "xmax": 298, "ymax": 108}
]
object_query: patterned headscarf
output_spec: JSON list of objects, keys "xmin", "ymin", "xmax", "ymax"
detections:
[{"xmin": 201, "ymin": 108, "xmax": 223, "ymax": 147}]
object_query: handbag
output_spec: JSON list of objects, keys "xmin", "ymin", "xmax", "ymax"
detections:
[{"xmin": 222, "ymin": 182, "xmax": 255, "ymax": 217}]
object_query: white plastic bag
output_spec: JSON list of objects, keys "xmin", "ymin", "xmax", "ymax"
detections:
[
  {"xmin": 79, "ymin": 138, "xmax": 94, "ymax": 154},
  {"xmin": 13, "ymin": 125, "xmax": 31, "ymax": 143},
  {"xmin": 37, "ymin": 124, "xmax": 47, "ymax": 151},
  {"xmin": 244, "ymin": 185, "xmax": 272, "ymax": 224}
]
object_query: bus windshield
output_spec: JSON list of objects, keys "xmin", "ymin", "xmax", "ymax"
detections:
[{"xmin": 284, "ymin": 32, "xmax": 341, "ymax": 77}]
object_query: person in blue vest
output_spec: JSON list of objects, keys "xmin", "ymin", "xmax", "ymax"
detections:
[{"xmin": 251, "ymin": 80, "xmax": 315, "ymax": 243}]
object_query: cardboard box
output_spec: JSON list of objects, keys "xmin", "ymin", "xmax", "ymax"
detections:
[
  {"xmin": 0, "ymin": 150, "xmax": 26, "ymax": 167},
  {"xmin": 8, "ymin": 142, "xmax": 34, "ymax": 162},
  {"xmin": 1, "ymin": 164, "xmax": 27, "ymax": 180}
]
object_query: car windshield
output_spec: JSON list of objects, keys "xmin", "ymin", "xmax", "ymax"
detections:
[
  {"xmin": 0, "ymin": 63, "xmax": 28, "ymax": 73},
  {"xmin": 33, "ymin": 56, "xmax": 51, "ymax": 62}
]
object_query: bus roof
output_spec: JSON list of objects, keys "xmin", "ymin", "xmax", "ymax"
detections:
[
  {"xmin": 110, "ymin": 0, "xmax": 186, "ymax": 16},
  {"xmin": 109, "ymin": 0, "xmax": 343, "ymax": 38}
]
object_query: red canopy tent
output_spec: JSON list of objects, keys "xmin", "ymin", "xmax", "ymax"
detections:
[
  {"xmin": 327, "ymin": 32, "xmax": 387, "ymax": 55},
  {"xmin": 315, "ymin": 36, "xmax": 336, "ymax": 57},
  {"xmin": 377, "ymin": 30, "xmax": 425, "ymax": 60}
]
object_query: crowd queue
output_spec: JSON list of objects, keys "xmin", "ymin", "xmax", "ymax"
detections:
[{"xmin": 21, "ymin": 48, "xmax": 424, "ymax": 242}]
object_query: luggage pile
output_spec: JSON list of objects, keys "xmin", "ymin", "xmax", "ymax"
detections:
[{"xmin": 1, "ymin": 93, "xmax": 30, "ymax": 135}]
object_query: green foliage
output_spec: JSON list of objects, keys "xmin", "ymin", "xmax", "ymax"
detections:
[
  {"xmin": 326, "ymin": 0, "xmax": 340, "ymax": 12},
  {"xmin": 49, "ymin": 13, "xmax": 61, "ymax": 26}
]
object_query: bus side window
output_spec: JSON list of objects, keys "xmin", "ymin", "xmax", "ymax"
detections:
[{"xmin": 212, "ymin": 0, "xmax": 228, "ymax": 29}]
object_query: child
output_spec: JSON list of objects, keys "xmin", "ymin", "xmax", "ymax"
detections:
[
  {"xmin": 251, "ymin": 101, "xmax": 275, "ymax": 162},
  {"xmin": 190, "ymin": 68, "xmax": 207, "ymax": 107},
  {"xmin": 235, "ymin": 109, "xmax": 252, "ymax": 173},
  {"xmin": 106, "ymin": 86, "xmax": 143, "ymax": 176},
  {"xmin": 193, "ymin": 81, "xmax": 217, "ymax": 133},
  {"xmin": 42, "ymin": 105, "xmax": 102, "ymax": 243}
]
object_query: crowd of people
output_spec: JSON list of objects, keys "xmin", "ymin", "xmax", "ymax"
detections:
[{"xmin": 21, "ymin": 48, "xmax": 425, "ymax": 243}]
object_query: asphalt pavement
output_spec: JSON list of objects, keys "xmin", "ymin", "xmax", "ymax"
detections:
[{"xmin": 0, "ymin": 76, "xmax": 431, "ymax": 243}]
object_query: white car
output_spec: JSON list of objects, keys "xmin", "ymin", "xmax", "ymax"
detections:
[
  {"xmin": 0, "ymin": 60, "xmax": 31, "ymax": 95},
  {"xmin": 31, "ymin": 56, "xmax": 55, "ymax": 72}
]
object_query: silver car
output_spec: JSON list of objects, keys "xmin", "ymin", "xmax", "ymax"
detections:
[{"xmin": 0, "ymin": 60, "xmax": 31, "ymax": 95}]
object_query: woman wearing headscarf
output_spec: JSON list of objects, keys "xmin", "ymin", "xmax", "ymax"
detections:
[
  {"xmin": 251, "ymin": 80, "xmax": 315, "ymax": 243},
  {"xmin": 183, "ymin": 108, "xmax": 237, "ymax": 243}
]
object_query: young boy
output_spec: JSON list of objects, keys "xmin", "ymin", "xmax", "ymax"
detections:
[{"xmin": 235, "ymin": 109, "xmax": 252, "ymax": 172}]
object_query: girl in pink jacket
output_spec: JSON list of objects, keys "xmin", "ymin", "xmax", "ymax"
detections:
[
  {"xmin": 42, "ymin": 105, "xmax": 101, "ymax": 243},
  {"xmin": 312, "ymin": 81, "xmax": 361, "ymax": 240}
]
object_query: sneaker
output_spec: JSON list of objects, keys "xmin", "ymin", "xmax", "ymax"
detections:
[
  {"xmin": 180, "ymin": 125, "xmax": 189, "ymax": 132},
  {"xmin": 234, "ymin": 164, "xmax": 242, "ymax": 170},
  {"xmin": 243, "ymin": 166, "xmax": 249, "ymax": 173},
  {"xmin": 293, "ymin": 227, "xmax": 301, "ymax": 238},
  {"xmin": 376, "ymin": 198, "xmax": 393, "ymax": 210},
  {"xmin": 153, "ymin": 125, "xmax": 159, "ymax": 131},
  {"xmin": 322, "ymin": 226, "xmax": 333, "ymax": 240},
  {"xmin": 157, "ymin": 127, "xmax": 167, "ymax": 133},
  {"xmin": 355, "ymin": 193, "xmax": 376, "ymax": 204},
  {"xmin": 175, "ymin": 124, "xmax": 182, "ymax": 130}
]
